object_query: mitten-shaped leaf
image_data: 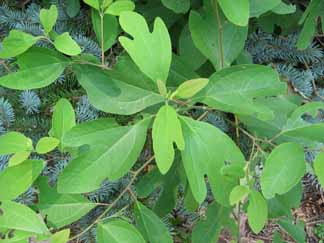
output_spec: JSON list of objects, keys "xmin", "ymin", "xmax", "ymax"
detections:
[
  {"xmin": 152, "ymin": 105, "xmax": 184, "ymax": 174},
  {"xmin": 40, "ymin": 5, "xmax": 58, "ymax": 33},
  {"xmin": 261, "ymin": 142, "xmax": 306, "ymax": 199},
  {"xmin": 180, "ymin": 116, "xmax": 245, "ymax": 205},
  {"xmin": 97, "ymin": 219, "xmax": 145, "ymax": 243},
  {"xmin": 119, "ymin": 11, "xmax": 172, "ymax": 83}
]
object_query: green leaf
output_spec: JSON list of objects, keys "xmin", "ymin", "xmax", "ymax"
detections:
[
  {"xmin": 218, "ymin": 0, "xmax": 249, "ymax": 26},
  {"xmin": 313, "ymin": 151, "xmax": 324, "ymax": 189},
  {"xmin": 229, "ymin": 185, "xmax": 250, "ymax": 205},
  {"xmin": 0, "ymin": 30, "xmax": 41, "ymax": 58},
  {"xmin": 51, "ymin": 229, "xmax": 70, "ymax": 243},
  {"xmin": 278, "ymin": 102, "xmax": 324, "ymax": 143},
  {"xmin": 36, "ymin": 177, "xmax": 96, "ymax": 228},
  {"xmin": 36, "ymin": 137, "xmax": 60, "ymax": 154},
  {"xmin": 0, "ymin": 160, "xmax": 45, "ymax": 200},
  {"xmin": 73, "ymin": 64, "xmax": 163, "ymax": 115},
  {"xmin": 152, "ymin": 105, "xmax": 184, "ymax": 174},
  {"xmin": 58, "ymin": 119, "xmax": 150, "ymax": 193},
  {"xmin": 83, "ymin": 0, "xmax": 100, "ymax": 10},
  {"xmin": 178, "ymin": 24, "xmax": 206, "ymax": 70},
  {"xmin": 247, "ymin": 190, "xmax": 268, "ymax": 234},
  {"xmin": 192, "ymin": 202, "xmax": 231, "ymax": 243},
  {"xmin": 97, "ymin": 219, "xmax": 145, "ymax": 243},
  {"xmin": 0, "ymin": 47, "xmax": 69, "ymax": 90},
  {"xmin": 0, "ymin": 201, "xmax": 48, "ymax": 234},
  {"xmin": 40, "ymin": 5, "xmax": 58, "ymax": 34},
  {"xmin": 52, "ymin": 98, "xmax": 76, "ymax": 148},
  {"xmin": 8, "ymin": 151, "xmax": 31, "ymax": 166},
  {"xmin": 54, "ymin": 32, "xmax": 81, "ymax": 56},
  {"xmin": 249, "ymin": 0, "xmax": 281, "ymax": 17},
  {"xmin": 161, "ymin": 0, "xmax": 190, "ymax": 14},
  {"xmin": 189, "ymin": 7, "xmax": 248, "ymax": 70},
  {"xmin": 261, "ymin": 142, "xmax": 306, "ymax": 199},
  {"xmin": 136, "ymin": 156, "xmax": 185, "ymax": 217},
  {"xmin": 119, "ymin": 11, "xmax": 172, "ymax": 83},
  {"xmin": 105, "ymin": 1, "xmax": 135, "ymax": 15},
  {"xmin": 195, "ymin": 65, "xmax": 287, "ymax": 120},
  {"xmin": 65, "ymin": 0, "xmax": 80, "ymax": 17},
  {"xmin": 180, "ymin": 116, "xmax": 245, "ymax": 205},
  {"xmin": 91, "ymin": 9, "xmax": 119, "ymax": 51},
  {"xmin": 173, "ymin": 78, "xmax": 209, "ymax": 99},
  {"xmin": 272, "ymin": 2, "xmax": 296, "ymax": 15},
  {"xmin": 134, "ymin": 201, "xmax": 173, "ymax": 243},
  {"xmin": 63, "ymin": 118, "xmax": 118, "ymax": 147},
  {"xmin": 278, "ymin": 219, "xmax": 305, "ymax": 243},
  {"xmin": 297, "ymin": 0, "xmax": 324, "ymax": 49},
  {"xmin": 0, "ymin": 132, "xmax": 33, "ymax": 155}
]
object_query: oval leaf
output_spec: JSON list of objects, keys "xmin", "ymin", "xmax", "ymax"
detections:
[
  {"xmin": 173, "ymin": 78, "xmax": 209, "ymax": 99},
  {"xmin": 54, "ymin": 32, "xmax": 81, "ymax": 56},
  {"xmin": 218, "ymin": 0, "xmax": 249, "ymax": 26},
  {"xmin": 229, "ymin": 185, "xmax": 250, "ymax": 205},
  {"xmin": 247, "ymin": 190, "xmax": 268, "ymax": 234},
  {"xmin": 36, "ymin": 137, "xmax": 60, "ymax": 154},
  {"xmin": 105, "ymin": 1, "xmax": 135, "ymax": 16},
  {"xmin": 0, "ymin": 132, "xmax": 33, "ymax": 156}
]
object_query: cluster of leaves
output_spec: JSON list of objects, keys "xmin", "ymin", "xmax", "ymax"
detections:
[{"xmin": 0, "ymin": 0, "xmax": 324, "ymax": 243}]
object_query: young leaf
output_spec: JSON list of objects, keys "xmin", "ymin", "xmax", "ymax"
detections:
[
  {"xmin": 313, "ymin": 151, "xmax": 324, "ymax": 188},
  {"xmin": 192, "ymin": 202, "xmax": 231, "ymax": 243},
  {"xmin": 247, "ymin": 190, "xmax": 268, "ymax": 234},
  {"xmin": 218, "ymin": 0, "xmax": 249, "ymax": 26},
  {"xmin": 261, "ymin": 142, "xmax": 306, "ymax": 199},
  {"xmin": 229, "ymin": 185, "xmax": 250, "ymax": 205},
  {"xmin": 40, "ymin": 5, "xmax": 58, "ymax": 34},
  {"xmin": 73, "ymin": 64, "xmax": 163, "ymax": 115},
  {"xmin": 37, "ymin": 177, "xmax": 96, "ymax": 228},
  {"xmin": 152, "ymin": 105, "xmax": 184, "ymax": 174},
  {"xmin": 51, "ymin": 229, "xmax": 70, "ymax": 243},
  {"xmin": 0, "ymin": 132, "xmax": 33, "ymax": 155},
  {"xmin": 0, "ymin": 200, "xmax": 49, "ymax": 234},
  {"xmin": 173, "ymin": 78, "xmax": 209, "ymax": 99},
  {"xmin": 8, "ymin": 151, "xmax": 31, "ymax": 166},
  {"xmin": 54, "ymin": 32, "xmax": 81, "ymax": 56},
  {"xmin": 91, "ymin": 9, "xmax": 119, "ymax": 51},
  {"xmin": 0, "ymin": 30, "xmax": 41, "ymax": 58},
  {"xmin": 195, "ymin": 65, "xmax": 287, "ymax": 120},
  {"xmin": 97, "ymin": 219, "xmax": 145, "ymax": 243},
  {"xmin": 58, "ymin": 119, "xmax": 150, "ymax": 193},
  {"xmin": 0, "ymin": 47, "xmax": 69, "ymax": 90},
  {"xmin": 119, "ymin": 12, "xmax": 172, "ymax": 83},
  {"xmin": 105, "ymin": 1, "xmax": 135, "ymax": 15},
  {"xmin": 36, "ymin": 137, "xmax": 60, "ymax": 154},
  {"xmin": 180, "ymin": 116, "xmax": 245, "ymax": 205},
  {"xmin": 134, "ymin": 201, "xmax": 173, "ymax": 243},
  {"xmin": 161, "ymin": 0, "xmax": 190, "ymax": 14},
  {"xmin": 52, "ymin": 98, "xmax": 76, "ymax": 147},
  {"xmin": 189, "ymin": 6, "xmax": 248, "ymax": 70},
  {"xmin": 0, "ymin": 160, "xmax": 45, "ymax": 200}
]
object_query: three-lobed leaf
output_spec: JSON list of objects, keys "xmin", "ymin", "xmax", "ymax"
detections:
[{"xmin": 119, "ymin": 11, "xmax": 172, "ymax": 83}]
